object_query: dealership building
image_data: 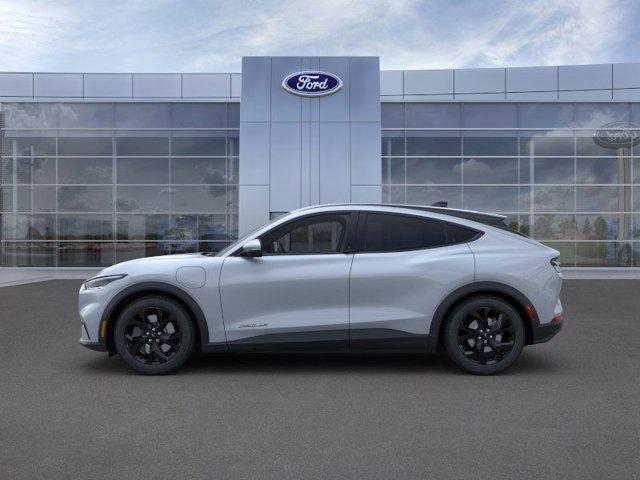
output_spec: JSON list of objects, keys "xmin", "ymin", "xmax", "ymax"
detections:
[{"xmin": 1, "ymin": 56, "xmax": 640, "ymax": 271}]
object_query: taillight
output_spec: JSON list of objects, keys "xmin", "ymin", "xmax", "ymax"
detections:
[
  {"xmin": 550, "ymin": 257, "xmax": 561, "ymax": 274},
  {"xmin": 551, "ymin": 313, "xmax": 563, "ymax": 323}
]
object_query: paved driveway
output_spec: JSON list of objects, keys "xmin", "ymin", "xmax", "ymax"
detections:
[{"xmin": 0, "ymin": 280, "xmax": 638, "ymax": 479}]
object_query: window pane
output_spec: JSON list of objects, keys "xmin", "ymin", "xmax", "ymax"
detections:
[
  {"xmin": 171, "ymin": 158, "xmax": 227, "ymax": 184},
  {"xmin": 3, "ymin": 136, "xmax": 56, "ymax": 156},
  {"xmin": 533, "ymin": 215, "xmax": 575, "ymax": 240},
  {"xmin": 463, "ymin": 104, "xmax": 516, "ymax": 128},
  {"xmin": 577, "ymin": 186, "xmax": 630, "ymax": 212},
  {"xmin": 574, "ymin": 103, "xmax": 630, "ymax": 128},
  {"xmin": 17, "ymin": 186, "xmax": 56, "ymax": 212},
  {"xmin": 462, "ymin": 186, "xmax": 518, "ymax": 212},
  {"xmin": 518, "ymin": 104, "xmax": 574, "ymax": 129},
  {"xmin": 575, "ymin": 214, "xmax": 629, "ymax": 241},
  {"xmin": 406, "ymin": 185, "xmax": 462, "ymax": 208},
  {"xmin": 381, "ymin": 103, "xmax": 404, "ymax": 128},
  {"xmin": 58, "ymin": 214, "xmax": 113, "ymax": 240},
  {"xmin": 116, "ymin": 136, "xmax": 168, "ymax": 156},
  {"xmin": 58, "ymin": 186, "xmax": 112, "ymax": 212},
  {"xmin": 382, "ymin": 185, "xmax": 405, "ymax": 204},
  {"xmin": 58, "ymin": 158, "xmax": 112, "ymax": 184},
  {"xmin": 362, "ymin": 213, "xmax": 475, "ymax": 252},
  {"xmin": 534, "ymin": 186, "xmax": 575, "ymax": 212},
  {"xmin": 381, "ymin": 131, "xmax": 404, "ymax": 156},
  {"xmin": 116, "ymin": 214, "xmax": 170, "ymax": 240},
  {"xmin": 534, "ymin": 158, "xmax": 574, "ymax": 184},
  {"xmin": 406, "ymin": 104, "xmax": 460, "ymax": 128},
  {"xmin": 382, "ymin": 158, "xmax": 405, "ymax": 184},
  {"xmin": 171, "ymin": 103, "xmax": 227, "ymax": 128},
  {"xmin": 228, "ymin": 104, "xmax": 240, "ymax": 127},
  {"xmin": 2, "ymin": 104, "xmax": 58, "ymax": 128},
  {"xmin": 406, "ymin": 158, "xmax": 461, "ymax": 184},
  {"xmin": 264, "ymin": 216, "xmax": 346, "ymax": 254},
  {"xmin": 116, "ymin": 186, "xmax": 170, "ymax": 213},
  {"xmin": 576, "ymin": 135, "xmax": 628, "ymax": 156},
  {"xmin": 59, "ymin": 103, "xmax": 113, "ymax": 128},
  {"xmin": 171, "ymin": 186, "xmax": 228, "ymax": 213},
  {"xmin": 58, "ymin": 242, "xmax": 114, "ymax": 267},
  {"xmin": 171, "ymin": 134, "xmax": 226, "ymax": 156},
  {"xmin": 58, "ymin": 137, "xmax": 113, "ymax": 156},
  {"xmin": 1, "ymin": 186, "xmax": 13, "ymax": 211},
  {"xmin": 114, "ymin": 104, "xmax": 170, "ymax": 128},
  {"xmin": 463, "ymin": 136, "xmax": 518, "ymax": 156},
  {"xmin": 576, "ymin": 157, "xmax": 627, "ymax": 184},
  {"xmin": 462, "ymin": 158, "xmax": 517, "ymax": 184},
  {"xmin": 1, "ymin": 158, "xmax": 12, "ymax": 183},
  {"xmin": 575, "ymin": 242, "xmax": 631, "ymax": 267},
  {"xmin": 227, "ymin": 130, "xmax": 239, "ymax": 157},
  {"xmin": 519, "ymin": 134, "xmax": 574, "ymax": 156},
  {"xmin": 406, "ymin": 132, "xmax": 461, "ymax": 156},
  {"xmin": 116, "ymin": 158, "xmax": 169, "ymax": 184},
  {"xmin": 1, "ymin": 242, "xmax": 56, "ymax": 267},
  {"xmin": 14, "ymin": 214, "xmax": 55, "ymax": 240},
  {"xmin": 16, "ymin": 157, "xmax": 56, "ymax": 184}
]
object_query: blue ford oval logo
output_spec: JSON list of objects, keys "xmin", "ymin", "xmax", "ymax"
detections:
[{"xmin": 282, "ymin": 71, "xmax": 343, "ymax": 97}]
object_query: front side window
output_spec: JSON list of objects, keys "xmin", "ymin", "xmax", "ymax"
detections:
[
  {"xmin": 362, "ymin": 213, "xmax": 476, "ymax": 253},
  {"xmin": 262, "ymin": 214, "xmax": 349, "ymax": 255}
]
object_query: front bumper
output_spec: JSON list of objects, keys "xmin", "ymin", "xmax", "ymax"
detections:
[
  {"xmin": 531, "ymin": 318, "xmax": 563, "ymax": 344},
  {"xmin": 79, "ymin": 323, "xmax": 106, "ymax": 351}
]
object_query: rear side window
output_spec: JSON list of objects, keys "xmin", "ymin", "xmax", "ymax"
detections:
[{"xmin": 361, "ymin": 213, "xmax": 477, "ymax": 253}]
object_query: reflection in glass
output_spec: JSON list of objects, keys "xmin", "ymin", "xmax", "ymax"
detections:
[
  {"xmin": 381, "ymin": 131, "xmax": 404, "ymax": 156},
  {"xmin": 1, "ymin": 242, "xmax": 56, "ymax": 267},
  {"xmin": 575, "ymin": 214, "xmax": 628, "ymax": 241},
  {"xmin": 534, "ymin": 186, "xmax": 575, "ymax": 212},
  {"xmin": 17, "ymin": 186, "xmax": 56, "ymax": 212},
  {"xmin": 171, "ymin": 186, "xmax": 228, "ymax": 213},
  {"xmin": 116, "ymin": 214, "xmax": 170, "ymax": 241},
  {"xmin": 58, "ymin": 104, "xmax": 113, "ymax": 128},
  {"xmin": 3, "ymin": 137, "xmax": 56, "ymax": 156},
  {"xmin": 382, "ymin": 185, "xmax": 405, "ymax": 204},
  {"xmin": 171, "ymin": 135, "xmax": 226, "ymax": 156},
  {"xmin": 382, "ymin": 103, "xmax": 404, "ymax": 128},
  {"xmin": 406, "ymin": 158, "xmax": 461, "ymax": 184},
  {"xmin": 534, "ymin": 158, "xmax": 574, "ymax": 184},
  {"xmin": 382, "ymin": 158, "xmax": 405, "ymax": 184},
  {"xmin": 576, "ymin": 157, "xmax": 627, "ymax": 184},
  {"xmin": 2, "ymin": 103, "xmax": 58, "ymax": 128},
  {"xmin": 533, "ymin": 215, "xmax": 576, "ymax": 240},
  {"xmin": 58, "ymin": 186, "xmax": 113, "ymax": 212},
  {"xmin": 58, "ymin": 214, "xmax": 113, "ymax": 240},
  {"xmin": 116, "ymin": 158, "xmax": 170, "ymax": 184},
  {"xmin": 406, "ymin": 132, "xmax": 461, "ymax": 156},
  {"xmin": 58, "ymin": 242, "xmax": 114, "ymax": 267},
  {"xmin": 16, "ymin": 157, "xmax": 56, "ymax": 184},
  {"xmin": 406, "ymin": 104, "xmax": 460, "ymax": 128},
  {"xmin": 463, "ymin": 186, "xmax": 518, "ymax": 212},
  {"xmin": 406, "ymin": 185, "xmax": 462, "ymax": 208},
  {"xmin": 116, "ymin": 136, "xmax": 169, "ymax": 156},
  {"xmin": 58, "ymin": 158, "xmax": 112, "ymax": 184},
  {"xmin": 116, "ymin": 186, "xmax": 171, "ymax": 213},
  {"xmin": 463, "ymin": 135, "xmax": 517, "ymax": 156},
  {"xmin": 114, "ymin": 104, "xmax": 170, "ymax": 128},
  {"xmin": 462, "ymin": 158, "xmax": 517, "ymax": 184},
  {"xmin": 14, "ymin": 214, "xmax": 55, "ymax": 240},
  {"xmin": 576, "ymin": 186, "xmax": 629, "ymax": 212},
  {"xmin": 171, "ymin": 158, "xmax": 227, "ymax": 184},
  {"xmin": 58, "ymin": 137, "xmax": 113, "ymax": 156},
  {"xmin": 170, "ymin": 103, "xmax": 227, "ymax": 128},
  {"xmin": 575, "ymin": 242, "xmax": 631, "ymax": 267},
  {"xmin": 519, "ymin": 135, "xmax": 573, "ymax": 156}
]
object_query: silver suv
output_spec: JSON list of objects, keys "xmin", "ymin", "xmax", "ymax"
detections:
[{"xmin": 79, "ymin": 204, "xmax": 563, "ymax": 375}]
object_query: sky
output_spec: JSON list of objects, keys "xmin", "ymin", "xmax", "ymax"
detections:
[{"xmin": 0, "ymin": 0, "xmax": 638, "ymax": 73}]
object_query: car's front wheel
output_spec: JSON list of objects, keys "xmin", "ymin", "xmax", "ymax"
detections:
[
  {"xmin": 114, "ymin": 296, "xmax": 195, "ymax": 375},
  {"xmin": 443, "ymin": 296, "xmax": 526, "ymax": 375}
]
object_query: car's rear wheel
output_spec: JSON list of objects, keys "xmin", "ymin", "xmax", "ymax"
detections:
[
  {"xmin": 443, "ymin": 296, "xmax": 525, "ymax": 375},
  {"xmin": 114, "ymin": 296, "xmax": 195, "ymax": 375}
]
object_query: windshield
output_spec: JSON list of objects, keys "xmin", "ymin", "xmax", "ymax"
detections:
[{"xmin": 214, "ymin": 218, "xmax": 277, "ymax": 257}]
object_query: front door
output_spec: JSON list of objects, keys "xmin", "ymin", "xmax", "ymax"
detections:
[{"xmin": 220, "ymin": 213, "xmax": 355, "ymax": 351}]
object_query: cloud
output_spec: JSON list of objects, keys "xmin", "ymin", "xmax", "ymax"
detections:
[{"xmin": 0, "ymin": 0, "xmax": 637, "ymax": 73}]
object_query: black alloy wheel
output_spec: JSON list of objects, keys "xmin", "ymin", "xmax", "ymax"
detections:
[
  {"xmin": 114, "ymin": 296, "xmax": 195, "ymax": 375},
  {"xmin": 443, "ymin": 296, "xmax": 525, "ymax": 375}
]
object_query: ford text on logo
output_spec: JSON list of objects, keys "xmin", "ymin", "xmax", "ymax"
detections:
[
  {"xmin": 593, "ymin": 121, "xmax": 640, "ymax": 149},
  {"xmin": 282, "ymin": 71, "xmax": 343, "ymax": 97}
]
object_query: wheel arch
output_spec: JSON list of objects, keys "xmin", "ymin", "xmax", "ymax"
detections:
[
  {"xmin": 99, "ymin": 282, "xmax": 209, "ymax": 354},
  {"xmin": 429, "ymin": 281, "xmax": 539, "ymax": 349}
]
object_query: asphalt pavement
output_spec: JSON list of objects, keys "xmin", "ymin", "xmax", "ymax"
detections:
[{"xmin": 0, "ymin": 279, "xmax": 638, "ymax": 479}]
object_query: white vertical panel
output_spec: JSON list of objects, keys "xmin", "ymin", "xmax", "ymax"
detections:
[
  {"xmin": 270, "ymin": 122, "xmax": 302, "ymax": 211},
  {"xmin": 238, "ymin": 185, "xmax": 270, "ymax": 236},
  {"xmin": 319, "ymin": 123, "xmax": 350, "ymax": 203},
  {"xmin": 239, "ymin": 122, "xmax": 270, "ymax": 185},
  {"xmin": 350, "ymin": 122, "xmax": 381, "ymax": 185}
]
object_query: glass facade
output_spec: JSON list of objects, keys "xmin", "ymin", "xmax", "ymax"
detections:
[
  {"xmin": 0, "ymin": 102, "xmax": 239, "ymax": 267},
  {"xmin": 382, "ymin": 103, "xmax": 640, "ymax": 267}
]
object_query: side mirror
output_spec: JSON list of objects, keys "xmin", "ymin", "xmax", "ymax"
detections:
[{"xmin": 241, "ymin": 239, "xmax": 263, "ymax": 258}]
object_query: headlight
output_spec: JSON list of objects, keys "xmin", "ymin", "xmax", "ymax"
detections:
[{"xmin": 83, "ymin": 274, "xmax": 127, "ymax": 290}]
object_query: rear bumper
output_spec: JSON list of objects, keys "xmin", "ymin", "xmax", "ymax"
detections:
[{"xmin": 531, "ymin": 319, "xmax": 563, "ymax": 344}]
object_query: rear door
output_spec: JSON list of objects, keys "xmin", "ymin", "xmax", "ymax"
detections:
[
  {"xmin": 349, "ymin": 212, "xmax": 477, "ymax": 349},
  {"xmin": 220, "ymin": 212, "xmax": 356, "ymax": 350}
]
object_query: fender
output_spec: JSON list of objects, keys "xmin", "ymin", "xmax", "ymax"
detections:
[
  {"xmin": 99, "ymin": 281, "xmax": 210, "ymax": 349},
  {"xmin": 427, "ymin": 281, "xmax": 538, "ymax": 349}
]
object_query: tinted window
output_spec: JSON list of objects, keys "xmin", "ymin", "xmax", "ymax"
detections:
[
  {"xmin": 262, "ymin": 214, "xmax": 348, "ymax": 255},
  {"xmin": 362, "ymin": 213, "xmax": 476, "ymax": 252}
]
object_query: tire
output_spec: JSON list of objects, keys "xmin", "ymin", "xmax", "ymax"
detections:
[
  {"xmin": 114, "ymin": 295, "xmax": 195, "ymax": 375},
  {"xmin": 443, "ymin": 296, "xmax": 525, "ymax": 375}
]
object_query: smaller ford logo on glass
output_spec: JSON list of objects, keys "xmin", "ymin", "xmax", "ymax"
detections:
[{"xmin": 282, "ymin": 71, "xmax": 343, "ymax": 97}]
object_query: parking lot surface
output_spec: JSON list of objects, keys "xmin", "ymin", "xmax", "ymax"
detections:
[{"xmin": 1, "ymin": 279, "xmax": 638, "ymax": 479}]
